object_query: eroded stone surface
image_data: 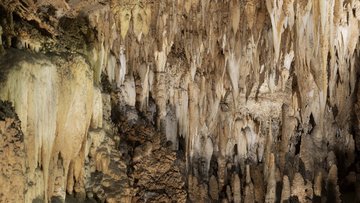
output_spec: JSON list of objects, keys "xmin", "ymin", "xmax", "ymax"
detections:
[{"xmin": 0, "ymin": 101, "xmax": 26, "ymax": 203}]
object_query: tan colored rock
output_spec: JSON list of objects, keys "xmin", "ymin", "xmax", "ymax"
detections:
[
  {"xmin": 281, "ymin": 175, "xmax": 290, "ymax": 202},
  {"xmin": 232, "ymin": 173, "xmax": 241, "ymax": 203},
  {"xmin": 327, "ymin": 165, "xmax": 341, "ymax": 203},
  {"xmin": 314, "ymin": 172, "xmax": 322, "ymax": 197},
  {"xmin": 265, "ymin": 153, "xmax": 276, "ymax": 203},
  {"xmin": 209, "ymin": 175, "xmax": 219, "ymax": 201},
  {"xmin": 0, "ymin": 104, "xmax": 26, "ymax": 203},
  {"xmin": 251, "ymin": 165, "xmax": 265, "ymax": 203},
  {"xmin": 291, "ymin": 173, "xmax": 313, "ymax": 202},
  {"xmin": 0, "ymin": 0, "xmax": 359, "ymax": 202},
  {"xmin": 226, "ymin": 185, "xmax": 233, "ymax": 202},
  {"xmin": 244, "ymin": 165, "xmax": 255, "ymax": 203},
  {"xmin": 189, "ymin": 175, "xmax": 207, "ymax": 202}
]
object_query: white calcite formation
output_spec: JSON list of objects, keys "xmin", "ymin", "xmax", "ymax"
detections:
[{"xmin": 0, "ymin": 0, "xmax": 359, "ymax": 202}]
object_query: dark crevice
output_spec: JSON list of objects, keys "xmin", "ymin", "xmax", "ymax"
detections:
[{"xmin": 309, "ymin": 113, "xmax": 316, "ymax": 134}]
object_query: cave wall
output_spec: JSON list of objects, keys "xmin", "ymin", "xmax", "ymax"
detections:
[{"xmin": 0, "ymin": 0, "xmax": 359, "ymax": 202}]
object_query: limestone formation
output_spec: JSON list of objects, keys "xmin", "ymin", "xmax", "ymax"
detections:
[{"xmin": 0, "ymin": 0, "xmax": 359, "ymax": 202}]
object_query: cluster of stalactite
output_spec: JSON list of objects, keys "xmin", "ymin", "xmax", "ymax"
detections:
[{"xmin": 0, "ymin": 0, "xmax": 359, "ymax": 202}]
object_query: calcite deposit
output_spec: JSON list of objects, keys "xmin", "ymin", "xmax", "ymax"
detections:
[{"xmin": 0, "ymin": 0, "xmax": 359, "ymax": 202}]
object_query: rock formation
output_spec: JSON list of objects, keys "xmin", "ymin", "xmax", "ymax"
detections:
[{"xmin": 0, "ymin": 0, "xmax": 359, "ymax": 202}]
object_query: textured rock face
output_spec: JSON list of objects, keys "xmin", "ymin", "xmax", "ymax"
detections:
[
  {"xmin": 0, "ymin": 0, "xmax": 359, "ymax": 202},
  {"xmin": 0, "ymin": 101, "xmax": 26, "ymax": 203}
]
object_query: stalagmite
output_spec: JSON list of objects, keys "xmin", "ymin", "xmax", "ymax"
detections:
[
  {"xmin": 280, "ymin": 175, "xmax": 290, "ymax": 202},
  {"xmin": 232, "ymin": 173, "xmax": 241, "ymax": 203},
  {"xmin": 291, "ymin": 173, "xmax": 307, "ymax": 202},
  {"xmin": 209, "ymin": 175, "xmax": 219, "ymax": 201},
  {"xmin": 327, "ymin": 165, "xmax": 341, "ymax": 202},
  {"xmin": 265, "ymin": 153, "xmax": 276, "ymax": 203},
  {"xmin": 314, "ymin": 172, "xmax": 323, "ymax": 198},
  {"xmin": 244, "ymin": 165, "xmax": 255, "ymax": 203}
]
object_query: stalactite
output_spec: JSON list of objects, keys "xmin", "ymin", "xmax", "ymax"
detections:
[{"xmin": 0, "ymin": 0, "xmax": 359, "ymax": 202}]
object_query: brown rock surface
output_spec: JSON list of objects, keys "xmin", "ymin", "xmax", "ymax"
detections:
[{"xmin": 0, "ymin": 101, "xmax": 26, "ymax": 203}]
